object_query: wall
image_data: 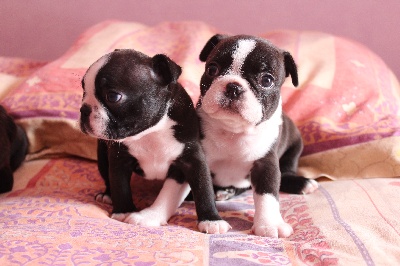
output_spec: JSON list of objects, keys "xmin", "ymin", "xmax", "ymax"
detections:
[{"xmin": 1, "ymin": 0, "xmax": 399, "ymax": 78}]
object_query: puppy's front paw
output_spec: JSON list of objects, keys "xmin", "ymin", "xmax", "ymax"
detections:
[
  {"xmin": 252, "ymin": 221, "xmax": 293, "ymax": 238},
  {"xmin": 125, "ymin": 210, "xmax": 168, "ymax": 226},
  {"xmin": 95, "ymin": 193, "xmax": 112, "ymax": 204},
  {"xmin": 198, "ymin": 220, "xmax": 232, "ymax": 234},
  {"xmin": 111, "ymin": 210, "xmax": 167, "ymax": 227},
  {"xmin": 302, "ymin": 179, "xmax": 319, "ymax": 194},
  {"xmin": 110, "ymin": 212, "xmax": 129, "ymax": 222}
]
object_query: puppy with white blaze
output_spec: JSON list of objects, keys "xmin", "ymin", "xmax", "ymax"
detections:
[
  {"xmin": 197, "ymin": 35, "xmax": 318, "ymax": 238},
  {"xmin": 79, "ymin": 49, "xmax": 230, "ymax": 234}
]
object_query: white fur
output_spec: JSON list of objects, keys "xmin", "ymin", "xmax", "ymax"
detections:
[
  {"xmin": 201, "ymin": 74, "xmax": 263, "ymax": 128},
  {"xmin": 302, "ymin": 179, "xmax": 319, "ymax": 194},
  {"xmin": 121, "ymin": 113, "xmax": 185, "ymax": 181},
  {"xmin": 252, "ymin": 192, "xmax": 293, "ymax": 237},
  {"xmin": 108, "ymin": 113, "xmax": 190, "ymax": 227},
  {"xmin": 112, "ymin": 178, "xmax": 190, "ymax": 226},
  {"xmin": 81, "ymin": 54, "xmax": 110, "ymax": 138},
  {"xmin": 113, "ymin": 179, "xmax": 231, "ymax": 233},
  {"xmin": 199, "ymin": 98, "xmax": 282, "ymax": 188},
  {"xmin": 95, "ymin": 193, "xmax": 112, "ymax": 205},
  {"xmin": 227, "ymin": 39, "xmax": 256, "ymax": 75},
  {"xmin": 198, "ymin": 220, "xmax": 232, "ymax": 234}
]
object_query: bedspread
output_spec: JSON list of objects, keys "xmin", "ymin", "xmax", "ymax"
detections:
[
  {"xmin": 1, "ymin": 21, "xmax": 400, "ymax": 265},
  {"xmin": 1, "ymin": 157, "xmax": 400, "ymax": 265}
]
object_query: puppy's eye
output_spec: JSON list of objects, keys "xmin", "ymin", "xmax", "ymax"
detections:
[
  {"xmin": 106, "ymin": 91, "xmax": 122, "ymax": 103},
  {"xmin": 206, "ymin": 63, "xmax": 219, "ymax": 77},
  {"xmin": 260, "ymin": 74, "xmax": 274, "ymax": 88}
]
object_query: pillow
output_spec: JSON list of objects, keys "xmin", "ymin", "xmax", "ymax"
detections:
[
  {"xmin": 1, "ymin": 20, "xmax": 399, "ymax": 180},
  {"xmin": 0, "ymin": 57, "xmax": 47, "ymax": 100},
  {"xmin": 260, "ymin": 31, "xmax": 400, "ymax": 179}
]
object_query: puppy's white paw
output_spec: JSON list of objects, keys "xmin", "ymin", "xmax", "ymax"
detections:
[
  {"xmin": 95, "ymin": 193, "xmax": 112, "ymax": 204},
  {"xmin": 125, "ymin": 210, "xmax": 168, "ymax": 226},
  {"xmin": 302, "ymin": 179, "xmax": 319, "ymax": 194},
  {"xmin": 252, "ymin": 221, "xmax": 293, "ymax": 238},
  {"xmin": 111, "ymin": 210, "xmax": 167, "ymax": 227},
  {"xmin": 110, "ymin": 212, "xmax": 129, "ymax": 222},
  {"xmin": 198, "ymin": 220, "xmax": 231, "ymax": 234}
]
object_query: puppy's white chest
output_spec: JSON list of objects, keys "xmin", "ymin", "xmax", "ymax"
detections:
[
  {"xmin": 200, "ymin": 108, "xmax": 282, "ymax": 188},
  {"xmin": 122, "ymin": 115, "xmax": 184, "ymax": 180}
]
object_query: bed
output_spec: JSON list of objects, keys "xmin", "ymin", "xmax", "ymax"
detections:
[{"xmin": 1, "ymin": 21, "xmax": 400, "ymax": 265}]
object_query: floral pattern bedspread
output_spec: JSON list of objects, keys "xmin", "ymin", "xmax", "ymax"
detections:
[{"xmin": 1, "ymin": 157, "xmax": 399, "ymax": 265}]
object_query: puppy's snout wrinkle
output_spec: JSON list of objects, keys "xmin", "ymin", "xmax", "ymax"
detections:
[
  {"xmin": 80, "ymin": 104, "xmax": 92, "ymax": 117},
  {"xmin": 225, "ymin": 83, "xmax": 244, "ymax": 100}
]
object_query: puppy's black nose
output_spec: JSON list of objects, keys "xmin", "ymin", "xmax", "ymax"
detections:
[
  {"xmin": 225, "ymin": 83, "xmax": 244, "ymax": 100},
  {"xmin": 80, "ymin": 104, "xmax": 92, "ymax": 117}
]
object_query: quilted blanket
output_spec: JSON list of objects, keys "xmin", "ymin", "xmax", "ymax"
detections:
[{"xmin": 1, "ymin": 21, "xmax": 400, "ymax": 265}]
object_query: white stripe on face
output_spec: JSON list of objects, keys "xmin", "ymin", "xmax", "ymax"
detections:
[
  {"xmin": 81, "ymin": 54, "xmax": 110, "ymax": 138},
  {"xmin": 227, "ymin": 39, "xmax": 256, "ymax": 75},
  {"xmin": 201, "ymin": 39, "xmax": 262, "ymax": 128},
  {"xmin": 82, "ymin": 54, "xmax": 109, "ymax": 105}
]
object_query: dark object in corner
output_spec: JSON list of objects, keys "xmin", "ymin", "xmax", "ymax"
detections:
[{"xmin": 0, "ymin": 105, "xmax": 29, "ymax": 193}]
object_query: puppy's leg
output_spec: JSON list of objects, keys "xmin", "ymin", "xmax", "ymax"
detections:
[
  {"xmin": 279, "ymin": 139, "xmax": 318, "ymax": 195},
  {"xmin": 106, "ymin": 143, "xmax": 136, "ymax": 214},
  {"xmin": 9, "ymin": 125, "xmax": 28, "ymax": 171},
  {"xmin": 251, "ymin": 154, "xmax": 292, "ymax": 238},
  {"xmin": 184, "ymin": 147, "xmax": 231, "ymax": 234},
  {"xmin": 280, "ymin": 175, "xmax": 318, "ymax": 195},
  {"xmin": 115, "ymin": 178, "xmax": 190, "ymax": 226},
  {"xmin": 252, "ymin": 191, "xmax": 293, "ymax": 238},
  {"xmin": 95, "ymin": 140, "xmax": 112, "ymax": 204},
  {"xmin": 0, "ymin": 166, "xmax": 13, "ymax": 193}
]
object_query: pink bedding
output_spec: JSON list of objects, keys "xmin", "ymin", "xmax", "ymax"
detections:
[{"xmin": 1, "ymin": 21, "xmax": 400, "ymax": 265}]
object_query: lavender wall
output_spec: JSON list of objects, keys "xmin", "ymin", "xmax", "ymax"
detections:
[{"xmin": 1, "ymin": 0, "xmax": 399, "ymax": 78}]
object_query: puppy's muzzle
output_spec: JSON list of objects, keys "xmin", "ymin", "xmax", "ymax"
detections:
[
  {"xmin": 79, "ymin": 104, "xmax": 92, "ymax": 133},
  {"xmin": 80, "ymin": 104, "xmax": 92, "ymax": 117},
  {"xmin": 224, "ymin": 83, "xmax": 244, "ymax": 100}
]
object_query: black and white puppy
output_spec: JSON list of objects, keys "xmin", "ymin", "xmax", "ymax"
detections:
[
  {"xmin": 79, "ymin": 49, "xmax": 230, "ymax": 234},
  {"xmin": 197, "ymin": 35, "xmax": 318, "ymax": 237},
  {"xmin": 0, "ymin": 105, "xmax": 29, "ymax": 193}
]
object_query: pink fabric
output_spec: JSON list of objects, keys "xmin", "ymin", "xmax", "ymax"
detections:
[
  {"xmin": 1, "ymin": 21, "xmax": 400, "ymax": 265},
  {"xmin": 1, "ymin": 157, "xmax": 400, "ymax": 264},
  {"xmin": 1, "ymin": 21, "xmax": 399, "ymax": 179}
]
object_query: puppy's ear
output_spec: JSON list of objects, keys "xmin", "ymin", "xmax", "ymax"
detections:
[
  {"xmin": 199, "ymin": 34, "xmax": 227, "ymax": 62},
  {"xmin": 283, "ymin": 51, "xmax": 299, "ymax": 87},
  {"xmin": 152, "ymin": 54, "xmax": 182, "ymax": 85}
]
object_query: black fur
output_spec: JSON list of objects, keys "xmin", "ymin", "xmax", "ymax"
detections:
[
  {"xmin": 0, "ymin": 105, "xmax": 28, "ymax": 193},
  {"xmin": 283, "ymin": 52, "xmax": 298, "ymax": 86},
  {"xmin": 198, "ymin": 35, "xmax": 313, "ymax": 199},
  {"xmin": 80, "ymin": 49, "xmax": 223, "ymax": 223}
]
